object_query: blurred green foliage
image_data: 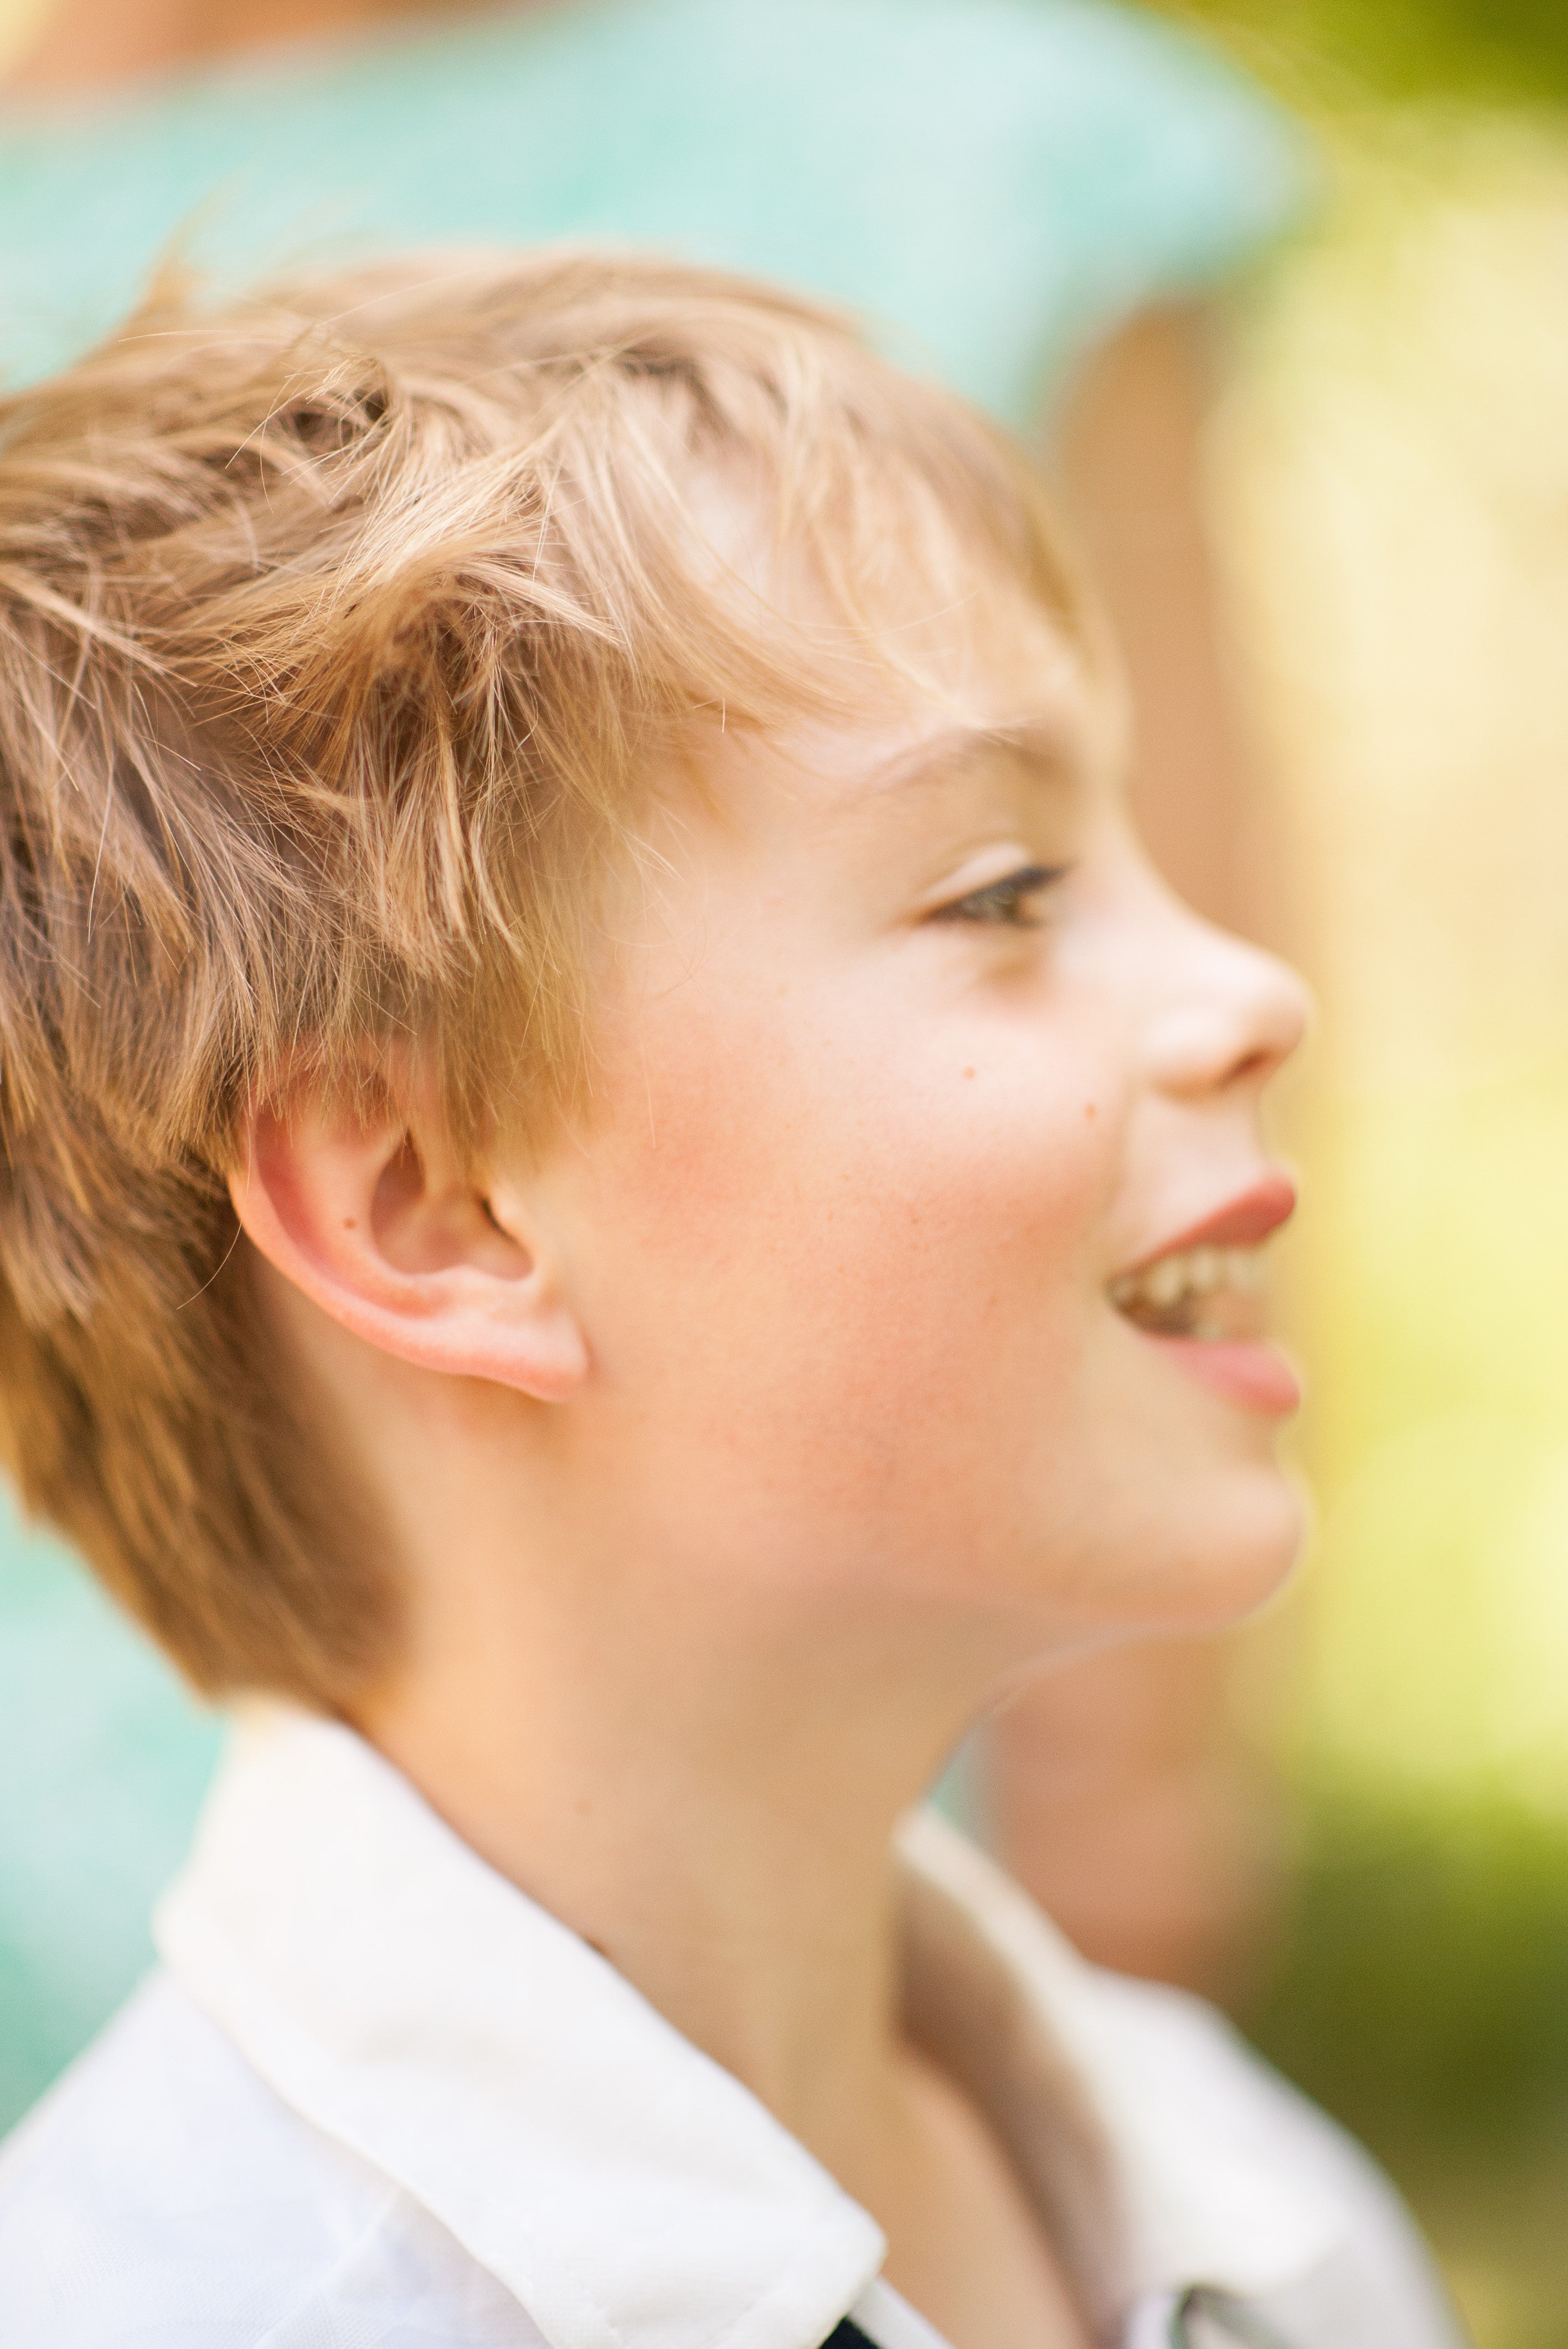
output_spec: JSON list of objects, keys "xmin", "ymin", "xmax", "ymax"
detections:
[
  {"xmin": 1159, "ymin": 0, "xmax": 1568, "ymax": 107},
  {"xmin": 1244, "ymin": 1783, "xmax": 1568, "ymax": 2346},
  {"xmin": 1250, "ymin": 1782, "xmax": 1568, "ymax": 2161}
]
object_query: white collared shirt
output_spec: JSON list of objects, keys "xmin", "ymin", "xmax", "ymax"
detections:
[{"xmin": 0, "ymin": 1707, "xmax": 1466, "ymax": 2349}]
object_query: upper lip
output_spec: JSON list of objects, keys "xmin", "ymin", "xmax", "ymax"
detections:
[{"xmin": 1115, "ymin": 1171, "xmax": 1297, "ymax": 1278}]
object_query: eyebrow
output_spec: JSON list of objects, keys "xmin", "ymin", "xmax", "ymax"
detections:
[{"xmin": 857, "ymin": 715, "xmax": 1086, "ymax": 802}]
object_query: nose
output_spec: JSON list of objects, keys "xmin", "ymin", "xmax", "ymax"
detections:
[{"xmin": 1140, "ymin": 897, "xmax": 1311, "ymax": 1102}]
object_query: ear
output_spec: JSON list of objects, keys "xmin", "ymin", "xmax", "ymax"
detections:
[{"xmin": 229, "ymin": 1082, "xmax": 589, "ymax": 1402}]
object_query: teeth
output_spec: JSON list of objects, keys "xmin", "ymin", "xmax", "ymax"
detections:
[
  {"xmin": 1146, "ymin": 1255, "xmax": 1186, "ymax": 1309},
  {"xmin": 1108, "ymin": 1243, "xmax": 1269, "ymax": 1318}
]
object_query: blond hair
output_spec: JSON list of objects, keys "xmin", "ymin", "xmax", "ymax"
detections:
[{"xmin": 0, "ymin": 249, "xmax": 1082, "ymax": 1705}]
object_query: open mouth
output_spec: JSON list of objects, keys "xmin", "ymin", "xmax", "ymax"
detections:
[{"xmin": 1107, "ymin": 1243, "xmax": 1271, "ymax": 1344}]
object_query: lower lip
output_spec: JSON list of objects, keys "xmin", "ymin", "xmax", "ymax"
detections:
[{"xmin": 1142, "ymin": 1335, "xmax": 1302, "ymax": 1418}]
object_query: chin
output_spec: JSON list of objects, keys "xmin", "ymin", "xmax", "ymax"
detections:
[
  {"xmin": 1146, "ymin": 1459, "xmax": 1309, "ymax": 1634},
  {"xmin": 996, "ymin": 1457, "xmax": 1306, "ymax": 1667}
]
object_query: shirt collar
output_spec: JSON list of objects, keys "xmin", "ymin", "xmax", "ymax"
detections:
[
  {"xmin": 154, "ymin": 1706, "xmax": 1344, "ymax": 2349},
  {"xmin": 895, "ymin": 1810, "xmax": 1344, "ymax": 2312}
]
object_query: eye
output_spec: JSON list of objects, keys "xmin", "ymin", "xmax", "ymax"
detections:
[{"xmin": 929, "ymin": 863, "xmax": 1069, "ymax": 930}]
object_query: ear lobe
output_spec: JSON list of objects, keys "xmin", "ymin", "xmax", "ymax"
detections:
[{"xmin": 230, "ymin": 1096, "xmax": 589, "ymax": 1402}]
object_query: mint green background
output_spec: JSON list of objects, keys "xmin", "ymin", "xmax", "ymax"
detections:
[
  {"xmin": 0, "ymin": 0, "xmax": 1304, "ymax": 416},
  {"xmin": 0, "ymin": 0, "xmax": 1302, "ymax": 2130}
]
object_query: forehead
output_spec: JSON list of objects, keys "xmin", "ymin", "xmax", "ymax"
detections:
[
  {"xmin": 680, "ymin": 432, "xmax": 1103, "ymax": 730},
  {"xmin": 768, "ymin": 592, "xmax": 1109, "ymax": 819},
  {"xmin": 663, "ymin": 455, "xmax": 1115, "ymax": 848}
]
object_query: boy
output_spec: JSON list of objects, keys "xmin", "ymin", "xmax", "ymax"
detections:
[{"xmin": 0, "ymin": 252, "xmax": 1461, "ymax": 2348}]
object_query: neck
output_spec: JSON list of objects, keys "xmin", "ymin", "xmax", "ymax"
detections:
[
  {"xmin": 355, "ymin": 1499, "xmax": 997, "ymax": 2171},
  {"xmin": 7, "ymin": 0, "xmax": 505, "ymax": 94}
]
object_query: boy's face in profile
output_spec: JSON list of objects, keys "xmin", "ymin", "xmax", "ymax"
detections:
[{"xmin": 521, "ymin": 581, "xmax": 1310, "ymax": 1673}]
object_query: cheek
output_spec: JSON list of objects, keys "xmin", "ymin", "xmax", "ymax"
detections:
[{"xmin": 576, "ymin": 970, "xmax": 1121, "ymax": 1563}]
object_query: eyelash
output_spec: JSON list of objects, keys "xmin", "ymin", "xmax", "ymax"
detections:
[{"xmin": 930, "ymin": 864, "xmax": 1069, "ymax": 930}]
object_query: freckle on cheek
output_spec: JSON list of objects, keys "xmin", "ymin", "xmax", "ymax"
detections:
[
  {"xmin": 962, "ymin": 1067, "xmax": 975, "ymax": 1081},
  {"xmin": 1083, "ymin": 1102, "xmax": 1097, "ymax": 1120}
]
